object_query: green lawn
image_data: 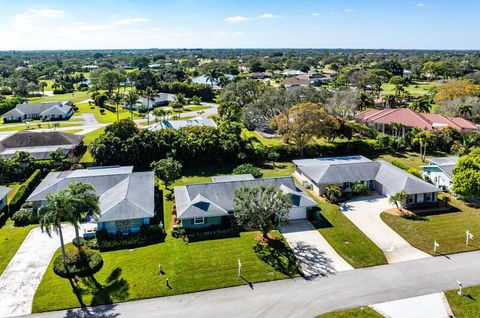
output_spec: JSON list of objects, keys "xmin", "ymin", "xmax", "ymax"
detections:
[
  {"xmin": 0, "ymin": 122, "xmax": 81, "ymax": 132},
  {"xmin": 75, "ymin": 103, "xmax": 142, "ymax": 124},
  {"xmin": 39, "ymin": 79, "xmax": 54, "ymax": 91},
  {"xmin": 0, "ymin": 220, "xmax": 36, "ymax": 276},
  {"xmin": 79, "ymin": 127, "xmax": 107, "ymax": 163},
  {"xmin": 242, "ymin": 129, "xmax": 283, "ymax": 147},
  {"xmin": 5, "ymin": 183, "xmax": 21, "ymax": 203},
  {"xmin": 381, "ymin": 194, "xmax": 480, "ymax": 255},
  {"xmin": 446, "ymin": 285, "xmax": 480, "ymax": 318},
  {"xmin": 29, "ymin": 90, "xmax": 90, "ymax": 104},
  {"xmin": 372, "ymin": 151, "xmax": 426, "ymax": 170},
  {"xmin": 32, "ymin": 168, "xmax": 300, "ymax": 312},
  {"xmin": 381, "ymin": 81, "xmax": 441, "ymax": 97},
  {"xmin": 62, "ymin": 129, "xmax": 83, "ymax": 134},
  {"xmin": 318, "ymin": 307, "xmax": 383, "ymax": 318}
]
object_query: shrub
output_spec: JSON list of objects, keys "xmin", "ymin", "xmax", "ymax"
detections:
[
  {"xmin": 9, "ymin": 169, "xmax": 42, "ymax": 215},
  {"xmin": 95, "ymin": 225, "xmax": 165, "ymax": 251},
  {"xmin": 53, "ymin": 247, "xmax": 103, "ymax": 278},
  {"xmin": 12, "ymin": 208, "xmax": 38, "ymax": 226},
  {"xmin": 325, "ymin": 184, "xmax": 342, "ymax": 203},
  {"xmin": 351, "ymin": 183, "xmax": 370, "ymax": 196},
  {"xmin": 100, "ymin": 109, "xmax": 105, "ymax": 114},
  {"xmin": 171, "ymin": 227, "xmax": 187, "ymax": 239},
  {"xmin": 233, "ymin": 163, "xmax": 263, "ymax": 178}
]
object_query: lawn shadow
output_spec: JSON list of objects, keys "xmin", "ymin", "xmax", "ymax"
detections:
[
  {"xmin": 62, "ymin": 304, "xmax": 119, "ymax": 318},
  {"xmin": 253, "ymin": 238, "xmax": 302, "ymax": 278},
  {"xmin": 77, "ymin": 267, "xmax": 130, "ymax": 306}
]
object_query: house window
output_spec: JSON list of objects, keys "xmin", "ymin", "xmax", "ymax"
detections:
[
  {"xmin": 194, "ymin": 217, "xmax": 205, "ymax": 225},
  {"xmin": 407, "ymin": 195, "xmax": 415, "ymax": 204},
  {"xmin": 424, "ymin": 193, "xmax": 432, "ymax": 202}
]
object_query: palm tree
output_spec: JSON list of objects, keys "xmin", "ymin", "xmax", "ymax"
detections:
[
  {"xmin": 218, "ymin": 74, "xmax": 231, "ymax": 88},
  {"xmin": 153, "ymin": 108, "xmax": 167, "ymax": 122},
  {"xmin": 413, "ymin": 131, "xmax": 432, "ymax": 161},
  {"xmin": 13, "ymin": 151, "xmax": 34, "ymax": 170},
  {"xmin": 325, "ymin": 184, "xmax": 342, "ymax": 203},
  {"xmin": 66, "ymin": 182, "xmax": 100, "ymax": 246},
  {"xmin": 110, "ymin": 92, "xmax": 124, "ymax": 122},
  {"xmin": 39, "ymin": 191, "xmax": 76, "ymax": 265},
  {"xmin": 390, "ymin": 122, "xmax": 404, "ymax": 139},
  {"xmin": 410, "ymin": 95, "xmax": 431, "ymax": 113},
  {"xmin": 458, "ymin": 103, "xmax": 473, "ymax": 118},
  {"xmin": 47, "ymin": 149, "xmax": 66, "ymax": 168},
  {"xmin": 389, "ymin": 191, "xmax": 408, "ymax": 211},
  {"xmin": 143, "ymin": 87, "xmax": 156, "ymax": 126},
  {"xmin": 205, "ymin": 69, "xmax": 220, "ymax": 89},
  {"xmin": 124, "ymin": 90, "xmax": 140, "ymax": 120},
  {"xmin": 40, "ymin": 82, "xmax": 48, "ymax": 95}
]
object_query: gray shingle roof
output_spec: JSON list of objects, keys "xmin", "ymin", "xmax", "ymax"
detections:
[
  {"xmin": 211, "ymin": 174, "xmax": 255, "ymax": 182},
  {"xmin": 28, "ymin": 166, "xmax": 154, "ymax": 222},
  {"xmin": 174, "ymin": 177, "xmax": 317, "ymax": 219},
  {"xmin": 427, "ymin": 157, "xmax": 459, "ymax": 166},
  {"xmin": 2, "ymin": 102, "xmax": 72, "ymax": 118}
]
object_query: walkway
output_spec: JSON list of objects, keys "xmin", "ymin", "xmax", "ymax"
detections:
[
  {"xmin": 0, "ymin": 225, "xmax": 75, "ymax": 318},
  {"xmin": 341, "ymin": 194, "xmax": 431, "ymax": 263},
  {"xmin": 371, "ymin": 293, "xmax": 453, "ymax": 318},
  {"xmin": 28, "ymin": 250, "xmax": 480, "ymax": 318},
  {"xmin": 281, "ymin": 220, "xmax": 353, "ymax": 278}
]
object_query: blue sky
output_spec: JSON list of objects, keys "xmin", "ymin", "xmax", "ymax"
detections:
[{"xmin": 0, "ymin": 0, "xmax": 479, "ymax": 50}]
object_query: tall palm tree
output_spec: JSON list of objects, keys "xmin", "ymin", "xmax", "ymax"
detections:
[
  {"xmin": 110, "ymin": 92, "xmax": 124, "ymax": 122},
  {"xmin": 66, "ymin": 182, "xmax": 100, "ymax": 245},
  {"xmin": 389, "ymin": 122, "xmax": 404, "ymax": 139},
  {"xmin": 389, "ymin": 191, "xmax": 407, "ymax": 211},
  {"xmin": 205, "ymin": 69, "xmax": 220, "ymax": 89},
  {"xmin": 143, "ymin": 86, "xmax": 156, "ymax": 126},
  {"xmin": 124, "ymin": 90, "xmax": 140, "ymax": 120},
  {"xmin": 410, "ymin": 95, "xmax": 431, "ymax": 113},
  {"xmin": 413, "ymin": 131, "xmax": 432, "ymax": 161},
  {"xmin": 39, "ymin": 191, "xmax": 76, "ymax": 265},
  {"xmin": 47, "ymin": 148, "xmax": 66, "ymax": 169}
]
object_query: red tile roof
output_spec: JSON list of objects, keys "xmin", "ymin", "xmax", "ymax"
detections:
[{"xmin": 356, "ymin": 108, "xmax": 477, "ymax": 132}]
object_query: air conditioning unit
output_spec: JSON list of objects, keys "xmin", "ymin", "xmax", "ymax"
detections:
[{"xmin": 303, "ymin": 181, "xmax": 312, "ymax": 189}]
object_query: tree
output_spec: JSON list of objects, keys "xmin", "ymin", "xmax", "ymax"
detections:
[
  {"xmin": 191, "ymin": 95, "xmax": 202, "ymax": 105},
  {"xmin": 40, "ymin": 82, "xmax": 47, "ymax": 95},
  {"xmin": 143, "ymin": 86, "xmax": 156, "ymax": 125},
  {"xmin": 232, "ymin": 163, "xmax": 263, "ymax": 178},
  {"xmin": 124, "ymin": 90, "xmax": 139, "ymax": 120},
  {"xmin": 434, "ymin": 80, "xmax": 480, "ymax": 105},
  {"xmin": 325, "ymin": 184, "xmax": 342, "ymax": 203},
  {"xmin": 110, "ymin": 92, "xmax": 124, "ymax": 122},
  {"xmin": 410, "ymin": 95, "xmax": 431, "ymax": 113},
  {"xmin": 325, "ymin": 89, "xmax": 358, "ymax": 119},
  {"xmin": 452, "ymin": 148, "xmax": 480, "ymax": 198},
  {"xmin": 48, "ymin": 149, "xmax": 66, "ymax": 168},
  {"xmin": 39, "ymin": 190, "xmax": 76, "ymax": 265},
  {"xmin": 150, "ymin": 158, "xmax": 183, "ymax": 189},
  {"xmin": 153, "ymin": 108, "xmax": 167, "ymax": 121},
  {"xmin": 66, "ymin": 182, "xmax": 100, "ymax": 246},
  {"xmin": 233, "ymin": 184, "xmax": 292, "ymax": 240},
  {"xmin": 413, "ymin": 131, "xmax": 432, "ymax": 161},
  {"xmin": 389, "ymin": 191, "xmax": 408, "ymax": 211},
  {"xmin": 271, "ymin": 102, "xmax": 340, "ymax": 156},
  {"xmin": 458, "ymin": 103, "xmax": 473, "ymax": 118},
  {"xmin": 205, "ymin": 69, "xmax": 220, "ymax": 89}
]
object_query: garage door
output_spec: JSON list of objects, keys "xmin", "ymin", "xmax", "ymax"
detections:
[
  {"xmin": 288, "ymin": 207, "xmax": 306, "ymax": 220},
  {"xmin": 381, "ymin": 184, "xmax": 395, "ymax": 197}
]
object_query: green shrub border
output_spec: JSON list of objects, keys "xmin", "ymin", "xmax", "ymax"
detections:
[
  {"xmin": 53, "ymin": 250, "xmax": 103, "ymax": 278},
  {"xmin": 9, "ymin": 169, "xmax": 43, "ymax": 215}
]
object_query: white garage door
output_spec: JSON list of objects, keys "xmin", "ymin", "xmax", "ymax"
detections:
[
  {"xmin": 288, "ymin": 207, "xmax": 306, "ymax": 220},
  {"xmin": 381, "ymin": 184, "xmax": 395, "ymax": 197}
]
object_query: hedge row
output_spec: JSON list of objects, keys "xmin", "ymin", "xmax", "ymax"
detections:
[{"xmin": 8, "ymin": 169, "xmax": 42, "ymax": 215}]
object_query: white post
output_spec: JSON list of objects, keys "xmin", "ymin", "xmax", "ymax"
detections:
[
  {"xmin": 456, "ymin": 280, "xmax": 463, "ymax": 296},
  {"xmin": 237, "ymin": 258, "xmax": 241, "ymax": 277},
  {"xmin": 434, "ymin": 240, "xmax": 439, "ymax": 253},
  {"xmin": 466, "ymin": 231, "xmax": 474, "ymax": 246}
]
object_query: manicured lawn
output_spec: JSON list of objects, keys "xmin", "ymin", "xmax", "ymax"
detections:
[
  {"xmin": 0, "ymin": 220, "xmax": 36, "ymax": 276},
  {"xmin": 372, "ymin": 151, "xmax": 426, "ymax": 169},
  {"xmin": 446, "ymin": 285, "xmax": 480, "ymax": 317},
  {"xmin": 61, "ymin": 129, "xmax": 83, "ymax": 134},
  {"xmin": 381, "ymin": 194, "xmax": 480, "ymax": 255},
  {"xmin": 243, "ymin": 129, "xmax": 284, "ymax": 147},
  {"xmin": 29, "ymin": 90, "xmax": 90, "ymax": 104},
  {"xmin": 317, "ymin": 307, "xmax": 383, "ymax": 318},
  {"xmin": 79, "ymin": 127, "xmax": 106, "ymax": 163},
  {"xmin": 32, "ymin": 171, "xmax": 299, "ymax": 312},
  {"xmin": 75, "ymin": 103, "xmax": 142, "ymax": 124},
  {"xmin": 381, "ymin": 81, "xmax": 441, "ymax": 97}
]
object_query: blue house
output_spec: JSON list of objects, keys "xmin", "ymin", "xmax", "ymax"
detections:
[{"xmin": 421, "ymin": 157, "xmax": 459, "ymax": 192}]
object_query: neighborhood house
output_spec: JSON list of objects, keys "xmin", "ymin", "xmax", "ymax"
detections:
[
  {"xmin": 294, "ymin": 155, "xmax": 441, "ymax": 207},
  {"xmin": 145, "ymin": 119, "xmax": 217, "ymax": 131},
  {"xmin": 27, "ymin": 166, "xmax": 155, "ymax": 235},
  {"xmin": 421, "ymin": 157, "xmax": 459, "ymax": 191},
  {"xmin": 2, "ymin": 101, "xmax": 74, "ymax": 122},
  {"xmin": 138, "ymin": 93, "xmax": 176, "ymax": 109},
  {"xmin": 173, "ymin": 175, "xmax": 317, "ymax": 229}
]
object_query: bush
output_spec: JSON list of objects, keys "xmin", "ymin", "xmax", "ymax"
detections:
[
  {"xmin": 351, "ymin": 183, "xmax": 370, "ymax": 196},
  {"xmin": 171, "ymin": 227, "xmax": 187, "ymax": 238},
  {"xmin": 233, "ymin": 163, "xmax": 263, "ymax": 178},
  {"xmin": 11, "ymin": 208, "xmax": 38, "ymax": 226},
  {"xmin": 99, "ymin": 109, "xmax": 105, "ymax": 114},
  {"xmin": 95, "ymin": 225, "xmax": 165, "ymax": 251},
  {"xmin": 53, "ymin": 246, "xmax": 103, "ymax": 278},
  {"xmin": 9, "ymin": 169, "xmax": 42, "ymax": 215}
]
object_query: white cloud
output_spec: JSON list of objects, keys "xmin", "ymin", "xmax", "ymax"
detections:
[
  {"xmin": 112, "ymin": 18, "xmax": 149, "ymax": 25},
  {"xmin": 224, "ymin": 16, "xmax": 249, "ymax": 23},
  {"xmin": 416, "ymin": 2, "xmax": 427, "ymax": 7},
  {"xmin": 213, "ymin": 31, "xmax": 227, "ymax": 36},
  {"xmin": 259, "ymin": 13, "xmax": 280, "ymax": 19},
  {"xmin": 312, "ymin": 12, "xmax": 320, "ymax": 16},
  {"xmin": 344, "ymin": 9, "xmax": 356, "ymax": 13}
]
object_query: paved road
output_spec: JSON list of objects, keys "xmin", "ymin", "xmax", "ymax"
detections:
[
  {"xmin": 27, "ymin": 250, "xmax": 480, "ymax": 318},
  {"xmin": 281, "ymin": 220, "xmax": 353, "ymax": 277},
  {"xmin": 342, "ymin": 194, "xmax": 431, "ymax": 263},
  {"xmin": 0, "ymin": 225, "xmax": 75, "ymax": 318}
]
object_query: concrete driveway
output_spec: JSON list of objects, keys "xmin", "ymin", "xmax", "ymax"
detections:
[
  {"xmin": 0, "ymin": 225, "xmax": 75, "ymax": 317},
  {"xmin": 281, "ymin": 220, "xmax": 353, "ymax": 278},
  {"xmin": 341, "ymin": 194, "xmax": 431, "ymax": 263}
]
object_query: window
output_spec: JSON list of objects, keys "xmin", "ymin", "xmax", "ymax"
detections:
[
  {"xmin": 407, "ymin": 195, "xmax": 415, "ymax": 204},
  {"xmin": 194, "ymin": 217, "xmax": 205, "ymax": 225},
  {"xmin": 424, "ymin": 193, "xmax": 431, "ymax": 202}
]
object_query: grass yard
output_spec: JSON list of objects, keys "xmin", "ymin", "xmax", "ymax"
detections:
[
  {"xmin": 75, "ymin": 103, "xmax": 143, "ymax": 124},
  {"xmin": 372, "ymin": 151, "xmax": 425, "ymax": 170},
  {"xmin": 0, "ymin": 122, "xmax": 80, "ymax": 132},
  {"xmin": 61, "ymin": 129, "xmax": 83, "ymax": 134},
  {"xmin": 79, "ymin": 127, "xmax": 107, "ymax": 163},
  {"xmin": 317, "ymin": 307, "xmax": 383, "ymax": 318},
  {"xmin": 381, "ymin": 194, "xmax": 480, "ymax": 255},
  {"xmin": 29, "ymin": 90, "xmax": 90, "ymax": 104},
  {"xmin": 32, "ymin": 168, "xmax": 300, "ymax": 312},
  {"xmin": 0, "ymin": 220, "xmax": 36, "ymax": 276},
  {"xmin": 5, "ymin": 182, "xmax": 21, "ymax": 203},
  {"xmin": 381, "ymin": 81, "xmax": 441, "ymax": 97},
  {"xmin": 446, "ymin": 285, "xmax": 480, "ymax": 318},
  {"xmin": 242, "ymin": 129, "xmax": 283, "ymax": 147}
]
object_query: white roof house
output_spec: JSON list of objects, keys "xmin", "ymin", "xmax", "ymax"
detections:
[{"xmin": 145, "ymin": 119, "xmax": 217, "ymax": 131}]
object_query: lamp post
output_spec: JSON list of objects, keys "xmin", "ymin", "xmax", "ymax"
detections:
[
  {"xmin": 434, "ymin": 240, "xmax": 439, "ymax": 253},
  {"xmin": 237, "ymin": 257, "xmax": 242, "ymax": 277},
  {"xmin": 466, "ymin": 231, "xmax": 474, "ymax": 246},
  {"xmin": 456, "ymin": 280, "xmax": 463, "ymax": 296}
]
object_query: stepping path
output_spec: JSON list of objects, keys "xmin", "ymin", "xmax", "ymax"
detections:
[
  {"xmin": 0, "ymin": 225, "xmax": 75, "ymax": 317},
  {"xmin": 281, "ymin": 220, "xmax": 353, "ymax": 278},
  {"xmin": 342, "ymin": 194, "xmax": 431, "ymax": 263},
  {"xmin": 371, "ymin": 293, "xmax": 454, "ymax": 318}
]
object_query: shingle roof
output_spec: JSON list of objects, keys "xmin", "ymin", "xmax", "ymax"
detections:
[
  {"xmin": 27, "ymin": 166, "xmax": 154, "ymax": 222},
  {"xmin": 2, "ymin": 102, "xmax": 72, "ymax": 118},
  {"xmin": 138, "ymin": 93, "xmax": 176, "ymax": 105},
  {"xmin": 145, "ymin": 119, "xmax": 217, "ymax": 131},
  {"xmin": 0, "ymin": 186, "xmax": 11, "ymax": 199},
  {"xmin": 427, "ymin": 157, "xmax": 459, "ymax": 166},
  {"xmin": 174, "ymin": 177, "xmax": 317, "ymax": 219},
  {"xmin": 211, "ymin": 174, "xmax": 255, "ymax": 182}
]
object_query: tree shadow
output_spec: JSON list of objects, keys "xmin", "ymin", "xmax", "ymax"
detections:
[
  {"xmin": 290, "ymin": 241, "xmax": 337, "ymax": 280},
  {"xmin": 253, "ymin": 238, "xmax": 302, "ymax": 277},
  {"xmin": 62, "ymin": 304, "xmax": 119, "ymax": 318}
]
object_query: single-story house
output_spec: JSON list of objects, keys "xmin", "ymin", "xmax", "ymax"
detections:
[
  {"xmin": 0, "ymin": 186, "xmax": 10, "ymax": 211},
  {"xmin": 145, "ymin": 119, "xmax": 217, "ymax": 131},
  {"xmin": 356, "ymin": 108, "xmax": 477, "ymax": 134},
  {"xmin": 0, "ymin": 131, "xmax": 84, "ymax": 160},
  {"xmin": 138, "ymin": 93, "xmax": 176, "ymax": 109},
  {"xmin": 421, "ymin": 157, "xmax": 458, "ymax": 191},
  {"xmin": 27, "ymin": 166, "xmax": 155, "ymax": 234},
  {"xmin": 2, "ymin": 101, "xmax": 73, "ymax": 123},
  {"xmin": 283, "ymin": 75, "xmax": 311, "ymax": 90},
  {"xmin": 294, "ymin": 155, "xmax": 441, "ymax": 207},
  {"xmin": 174, "ymin": 175, "xmax": 317, "ymax": 229},
  {"xmin": 192, "ymin": 74, "xmax": 235, "ymax": 90}
]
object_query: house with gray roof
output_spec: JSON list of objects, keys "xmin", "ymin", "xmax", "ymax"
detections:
[
  {"xmin": 174, "ymin": 175, "xmax": 317, "ymax": 229},
  {"xmin": 0, "ymin": 186, "xmax": 10, "ymax": 211},
  {"xmin": 0, "ymin": 131, "xmax": 84, "ymax": 160},
  {"xmin": 145, "ymin": 119, "xmax": 217, "ymax": 131},
  {"xmin": 138, "ymin": 93, "xmax": 176, "ymax": 109},
  {"xmin": 2, "ymin": 101, "xmax": 73, "ymax": 123},
  {"xmin": 27, "ymin": 166, "xmax": 155, "ymax": 234},
  {"xmin": 294, "ymin": 156, "xmax": 441, "ymax": 207},
  {"xmin": 421, "ymin": 157, "xmax": 459, "ymax": 192}
]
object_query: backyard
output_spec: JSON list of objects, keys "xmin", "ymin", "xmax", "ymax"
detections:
[
  {"xmin": 0, "ymin": 220, "xmax": 36, "ymax": 276},
  {"xmin": 380, "ymin": 81, "xmax": 441, "ymax": 97},
  {"xmin": 381, "ymin": 194, "xmax": 480, "ymax": 255}
]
